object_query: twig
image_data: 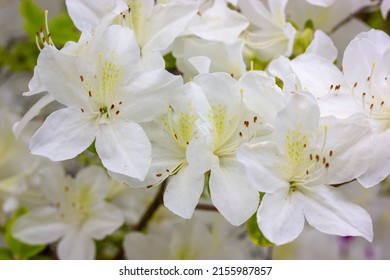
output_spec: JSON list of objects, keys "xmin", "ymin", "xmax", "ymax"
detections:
[{"xmin": 132, "ymin": 181, "xmax": 166, "ymax": 231}]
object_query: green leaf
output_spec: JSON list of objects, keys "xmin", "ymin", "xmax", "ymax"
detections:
[
  {"xmin": 5, "ymin": 208, "xmax": 46, "ymax": 260},
  {"xmin": 7, "ymin": 41, "xmax": 39, "ymax": 71},
  {"xmin": 0, "ymin": 248, "xmax": 13, "ymax": 260},
  {"xmin": 19, "ymin": 0, "xmax": 45, "ymax": 38},
  {"xmin": 246, "ymin": 213, "xmax": 274, "ymax": 247},
  {"xmin": 49, "ymin": 13, "xmax": 80, "ymax": 46}
]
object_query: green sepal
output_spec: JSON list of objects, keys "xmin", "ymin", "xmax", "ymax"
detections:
[
  {"xmin": 87, "ymin": 140, "xmax": 97, "ymax": 155},
  {"xmin": 5, "ymin": 208, "xmax": 46, "ymax": 260},
  {"xmin": 246, "ymin": 212, "xmax": 274, "ymax": 247},
  {"xmin": 163, "ymin": 52, "xmax": 177, "ymax": 70}
]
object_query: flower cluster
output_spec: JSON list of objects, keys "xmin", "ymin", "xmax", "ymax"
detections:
[{"xmin": 2, "ymin": 0, "xmax": 390, "ymax": 259}]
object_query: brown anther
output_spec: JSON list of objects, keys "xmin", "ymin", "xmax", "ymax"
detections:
[
  {"xmin": 156, "ymin": 173, "xmax": 162, "ymax": 177},
  {"xmin": 253, "ymin": 116, "xmax": 258, "ymax": 123},
  {"xmin": 367, "ymin": 76, "xmax": 371, "ymax": 81},
  {"xmin": 363, "ymin": 92, "xmax": 366, "ymax": 97},
  {"xmin": 381, "ymin": 101, "xmax": 384, "ymax": 106},
  {"xmin": 310, "ymin": 154, "xmax": 313, "ymax": 160},
  {"xmin": 110, "ymin": 104, "xmax": 115, "ymax": 110},
  {"xmin": 330, "ymin": 84, "xmax": 334, "ymax": 90},
  {"xmin": 174, "ymin": 134, "xmax": 178, "ymax": 140},
  {"xmin": 335, "ymin": 84, "xmax": 340, "ymax": 90},
  {"xmin": 147, "ymin": 185, "xmax": 153, "ymax": 188},
  {"xmin": 329, "ymin": 150, "xmax": 333, "ymax": 157},
  {"xmin": 116, "ymin": 110, "xmax": 120, "ymax": 115},
  {"xmin": 80, "ymin": 75, "xmax": 84, "ymax": 82},
  {"xmin": 370, "ymin": 104, "xmax": 374, "ymax": 110},
  {"xmin": 119, "ymin": 101, "xmax": 123, "ymax": 105},
  {"xmin": 80, "ymin": 108, "xmax": 84, "ymax": 113},
  {"xmin": 244, "ymin": 121, "xmax": 249, "ymax": 127},
  {"xmin": 323, "ymin": 157, "xmax": 326, "ymax": 164},
  {"xmin": 325, "ymin": 163, "xmax": 330, "ymax": 168},
  {"xmin": 166, "ymin": 169, "xmax": 170, "ymax": 173},
  {"xmin": 239, "ymin": 132, "xmax": 243, "ymax": 137},
  {"xmin": 197, "ymin": 10, "xmax": 202, "ymax": 16},
  {"xmin": 88, "ymin": 90, "xmax": 92, "ymax": 97},
  {"xmin": 303, "ymin": 144, "xmax": 307, "ymax": 148},
  {"xmin": 306, "ymin": 170, "xmax": 309, "ymax": 175},
  {"xmin": 354, "ymin": 82, "xmax": 358, "ymax": 88},
  {"xmin": 315, "ymin": 155, "xmax": 320, "ymax": 161}
]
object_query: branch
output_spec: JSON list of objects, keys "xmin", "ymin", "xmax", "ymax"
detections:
[{"xmin": 131, "ymin": 181, "xmax": 166, "ymax": 231}]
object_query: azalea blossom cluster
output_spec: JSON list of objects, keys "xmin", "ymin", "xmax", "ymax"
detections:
[{"xmin": 2, "ymin": 0, "xmax": 390, "ymax": 260}]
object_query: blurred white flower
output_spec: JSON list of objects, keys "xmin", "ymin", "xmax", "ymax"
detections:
[
  {"xmin": 124, "ymin": 213, "xmax": 253, "ymax": 259},
  {"xmin": 12, "ymin": 166, "xmax": 124, "ymax": 260}
]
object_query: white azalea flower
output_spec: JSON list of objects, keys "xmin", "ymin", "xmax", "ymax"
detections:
[
  {"xmin": 238, "ymin": 0, "xmax": 296, "ymax": 62},
  {"xmin": 172, "ymin": 37, "xmax": 246, "ymax": 81},
  {"xmin": 111, "ymin": 83, "xmax": 206, "ymax": 219},
  {"xmin": 12, "ymin": 166, "xmax": 124, "ymax": 260},
  {"xmin": 66, "ymin": 0, "xmax": 197, "ymax": 58},
  {"xmin": 124, "ymin": 214, "xmax": 252, "ymax": 260},
  {"xmin": 28, "ymin": 25, "xmax": 182, "ymax": 180},
  {"xmin": 276, "ymin": 29, "xmax": 390, "ymax": 187},
  {"xmin": 381, "ymin": 0, "xmax": 390, "ymax": 18},
  {"xmin": 237, "ymin": 93, "xmax": 373, "ymax": 245},
  {"xmin": 184, "ymin": 72, "xmax": 286, "ymax": 226}
]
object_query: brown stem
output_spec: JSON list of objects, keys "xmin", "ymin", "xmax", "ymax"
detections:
[{"xmin": 132, "ymin": 181, "xmax": 166, "ymax": 231}]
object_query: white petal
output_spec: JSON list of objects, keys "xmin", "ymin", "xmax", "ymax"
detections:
[
  {"xmin": 237, "ymin": 142, "xmax": 290, "ymax": 192},
  {"xmin": 164, "ymin": 165, "xmax": 204, "ymax": 219},
  {"xmin": 75, "ymin": 166, "xmax": 111, "ymax": 199},
  {"xmin": 66, "ymin": 0, "xmax": 126, "ymax": 31},
  {"xmin": 290, "ymin": 53, "xmax": 348, "ymax": 98},
  {"xmin": 82, "ymin": 203, "xmax": 124, "ymax": 239},
  {"xmin": 301, "ymin": 185, "xmax": 373, "ymax": 241},
  {"xmin": 122, "ymin": 69, "xmax": 182, "ymax": 122},
  {"xmin": 13, "ymin": 94, "xmax": 55, "ymax": 139},
  {"xmin": 306, "ymin": 30, "xmax": 337, "ymax": 62},
  {"xmin": 37, "ymin": 46, "xmax": 91, "ymax": 108},
  {"xmin": 358, "ymin": 129, "xmax": 390, "ymax": 187},
  {"xmin": 274, "ymin": 93, "xmax": 319, "ymax": 147},
  {"xmin": 382, "ymin": 0, "xmax": 390, "ymax": 18},
  {"xmin": 12, "ymin": 207, "xmax": 67, "ymax": 244},
  {"xmin": 257, "ymin": 189, "xmax": 305, "ymax": 245},
  {"xmin": 57, "ymin": 228, "xmax": 95, "ymax": 260},
  {"xmin": 95, "ymin": 119, "xmax": 151, "ymax": 180},
  {"xmin": 88, "ymin": 25, "xmax": 140, "ymax": 69},
  {"xmin": 342, "ymin": 37, "xmax": 380, "ymax": 91},
  {"xmin": 306, "ymin": 0, "xmax": 335, "ymax": 7},
  {"xmin": 23, "ymin": 67, "xmax": 46, "ymax": 96},
  {"xmin": 188, "ymin": 1, "xmax": 248, "ymax": 43},
  {"xmin": 187, "ymin": 136, "xmax": 218, "ymax": 174},
  {"xmin": 320, "ymin": 116, "xmax": 372, "ymax": 184},
  {"xmin": 30, "ymin": 108, "xmax": 97, "ymax": 161},
  {"xmin": 238, "ymin": 71, "xmax": 287, "ymax": 124},
  {"xmin": 142, "ymin": 2, "xmax": 197, "ymax": 52},
  {"xmin": 188, "ymin": 56, "xmax": 211, "ymax": 75},
  {"xmin": 209, "ymin": 157, "xmax": 259, "ymax": 226}
]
